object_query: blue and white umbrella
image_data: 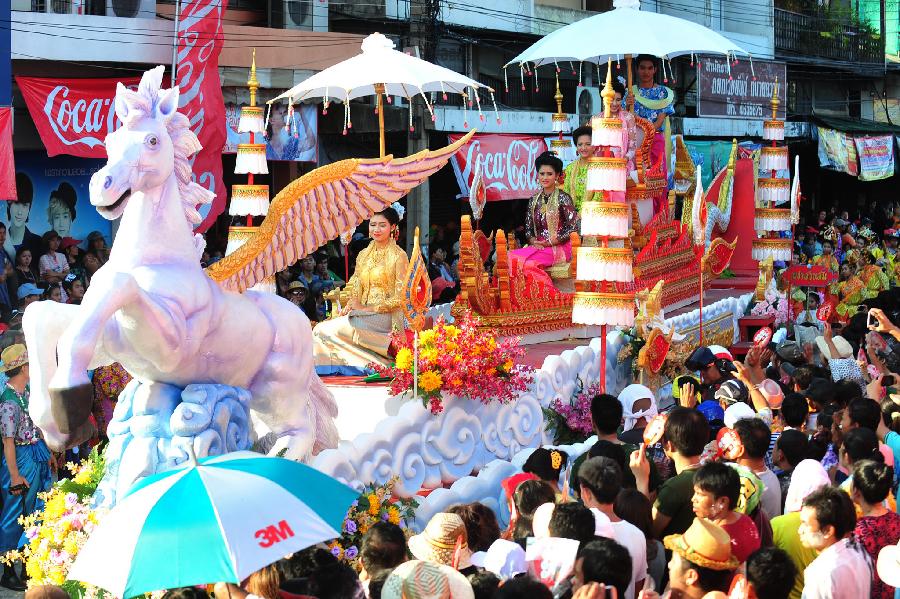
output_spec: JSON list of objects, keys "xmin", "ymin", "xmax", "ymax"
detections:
[{"xmin": 68, "ymin": 451, "xmax": 358, "ymax": 598}]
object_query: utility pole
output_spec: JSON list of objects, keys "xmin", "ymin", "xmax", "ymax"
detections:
[{"xmin": 406, "ymin": 0, "xmax": 439, "ymax": 255}]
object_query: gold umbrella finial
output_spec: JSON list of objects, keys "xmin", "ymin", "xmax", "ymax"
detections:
[
  {"xmin": 601, "ymin": 58, "xmax": 615, "ymax": 119},
  {"xmin": 248, "ymin": 48, "xmax": 260, "ymax": 108},
  {"xmin": 554, "ymin": 72, "xmax": 564, "ymax": 115},
  {"xmin": 770, "ymin": 76, "xmax": 780, "ymax": 121}
]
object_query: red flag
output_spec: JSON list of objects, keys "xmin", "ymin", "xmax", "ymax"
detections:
[
  {"xmin": 176, "ymin": 0, "xmax": 229, "ymax": 233},
  {"xmin": 0, "ymin": 108, "xmax": 15, "ymax": 200}
]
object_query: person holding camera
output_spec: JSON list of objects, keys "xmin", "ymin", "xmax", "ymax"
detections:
[{"xmin": 0, "ymin": 344, "xmax": 52, "ymax": 590}]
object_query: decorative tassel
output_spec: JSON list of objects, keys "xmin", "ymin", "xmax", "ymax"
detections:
[
  {"xmin": 554, "ymin": 60, "xmax": 560, "ymax": 73},
  {"xmin": 520, "ymin": 64, "xmax": 525, "ymax": 92},
  {"xmin": 749, "ymin": 54, "xmax": 756, "ymax": 80},
  {"xmin": 474, "ymin": 87, "xmax": 484, "ymax": 122},
  {"xmin": 420, "ymin": 88, "xmax": 435, "ymax": 123},
  {"xmin": 263, "ymin": 102, "xmax": 272, "ymax": 136},
  {"xmin": 534, "ymin": 65, "xmax": 539, "ymax": 93},
  {"xmin": 690, "ymin": 52, "xmax": 695, "ymax": 67},
  {"xmin": 617, "ymin": 56, "xmax": 621, "ymax": 70},
  {"xmin": 578, "ymin": 61, "xmax": 583, "ymax": 87},
  {"xmin": 503, "ymin": 66, "xmax": 509, "ymax": 94},
  {"xmin": 441, "ymin": 80, "xmax": 448, "ymax": 101},
  {"xmin": 489, "ymin": 89, "xmax": 501, "ymax": 125},
  {"xmin": 409, "ymin": 97, "xmax": 414, "ymax": 132},
  {"xmin": 569, "ymin": 61, "xmax": 576, "ymax": 76}
]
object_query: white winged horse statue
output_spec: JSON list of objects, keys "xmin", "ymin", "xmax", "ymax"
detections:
[{"xmin": 23, "ymin": 66, "xmax": 474, "ymax": 460}]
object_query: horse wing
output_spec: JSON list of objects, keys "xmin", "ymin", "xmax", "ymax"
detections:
[{"xmin": 206, "ymin": 130, "xmax": 475, "ymax": 293}]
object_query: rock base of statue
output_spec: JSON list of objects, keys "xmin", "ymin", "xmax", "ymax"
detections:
[{"xmin": 95, "ymin": 380, "xmax": 253, "ymax": 507}]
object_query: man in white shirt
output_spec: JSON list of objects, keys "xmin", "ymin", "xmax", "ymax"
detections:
[
  {"xmin": 578, "ymin": 456, "xmax": 647, "ymax": 599},
  {"xmin": 798, "ymin": 485, "xmax": 872, "ymax": 599}
]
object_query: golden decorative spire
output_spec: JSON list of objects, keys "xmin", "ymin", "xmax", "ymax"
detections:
[
  {"xmin": 248, "ymin": 48, "xmax": 260, "ymax": 108},
  {"xmin": 770, "ymin": 76, "xmax": 779, "ymax": 121},
  {"xmin": 554, "ymin": 72, "xmax": 564, "ymax": 115},
  {"xmin": 601, "ymin": 58, "xmax": 615, "ymax": 119}
]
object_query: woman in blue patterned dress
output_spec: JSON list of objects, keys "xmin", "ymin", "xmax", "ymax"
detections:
[{"xmin": 632, "ymin": 55, "xmax": 675, "ymax": 214}]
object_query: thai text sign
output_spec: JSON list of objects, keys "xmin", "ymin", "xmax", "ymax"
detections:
[
  {"xmin": 448, "ymin": 133, "xmax": 548, "ymax": 201},
  {"xmin": 854, "ymin": 135, "xmax": 895, "ymax": 181},
  {"xmin": 782, "ymin": 264, "xmax": 837, "ymax": 288},
  {"xmin": 697, "ymin": 57, "xmax": 786, "ymax": 120}
]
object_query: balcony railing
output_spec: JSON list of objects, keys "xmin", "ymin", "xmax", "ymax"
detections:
[{"xmin": 775, "ymin": 8, "xmax": 884, "ymax": 64}]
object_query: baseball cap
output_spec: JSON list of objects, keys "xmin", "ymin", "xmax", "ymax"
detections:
[
  {"xmin": 724, "ymin": 402, "xmax": 756, "ymax": 429},
  {"xmin": 17, "ymin": 283, "xmax": 42, "ymax": 300},
  {"xmin": 714, "ymin": 379, "xmax": 748, "ymax": 406},
  {"xmin": 685, "ymin": 347, "xmax": 717, "ymax": 371},
  {"xmin": 707, "ymin": 345, "xmax": 734, "ymax": 361},
  {"xmin": 775, "ymin": 340, "xmax": 804, "ymax": 364}
]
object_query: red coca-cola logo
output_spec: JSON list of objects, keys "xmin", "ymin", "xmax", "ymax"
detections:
[
  {"xmin": 42, "ymin": 85, "xmax": 120, "ymax": 152},
  {"xmin": 450, "ymin": 134, "xmax": 548, "ymax": 202}
]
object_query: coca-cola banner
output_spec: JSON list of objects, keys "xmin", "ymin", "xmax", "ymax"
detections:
[
  {"xmin": 176, "ymin": 0, "xmax": 228, "ymax": 232},
  {"xmin": 16, "ymin": 76, "xmax": 146, "ymax": 158},
  {"xmin": 448, "ymin": 133, "xmax": 548, "ymax": 202}
]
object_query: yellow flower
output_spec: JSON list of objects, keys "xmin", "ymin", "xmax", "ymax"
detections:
[
  {"xmin": 503, "ymin": 359, "xmax": 514, "ymax": 371},
  {"xmin": 359, "ymin": 521, "xmax": 370, "ymax": 534},
  {"xmin": 419, "ymin": 371, "xmax": 443, "ymax": 393},
  {"xmin": 25, "ymin": 558, "xmax": 41, "ymax": 580},
  {"xmin": 73, "ymin": 469, "xmax": 92, "ymax": 485},
  {"xmin": 419, "ymin": 330, "xmax": 436, "ymax": 346},
  {"xmin": 367, "ymin": 493, "xmax": 380, "ymax": 516},
  {"xmin": 421, "ymin": 348, "xmax": 438, "ymax": 364},
  {"xmin": 395, "ymin": 348, "xmax": 413, "ymax": 371},
  {"xmin": 388, "ymin": 507, "xmax": 401, "ymax": 525},
  {"xmin": 488, "ymin": 338, "xmax": 497, "ymax": 350}
]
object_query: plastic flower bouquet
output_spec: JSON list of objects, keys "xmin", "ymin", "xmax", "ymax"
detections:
[
  {"xmin": 750, "ymin": 287, "xmax": 790, "ymax": 327},
  {"xmin": 544, "ymin": 379, "xmax": 599, "ymax": 445},
  {"xmin": 328, "ymin": 477, "xmax": 418, "ymax": 569},
  {"xmin": 3, "ymin": 448, "xmax": 106, "ymax": 598},
  {"xmin": 372, "ymin": 311, "xmax": 534, "ymax": 414}
]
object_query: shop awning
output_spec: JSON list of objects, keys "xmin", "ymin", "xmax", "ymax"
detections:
[{"xmin": 812, "ymin": 115, "xmax": 900, "ymax": 135}]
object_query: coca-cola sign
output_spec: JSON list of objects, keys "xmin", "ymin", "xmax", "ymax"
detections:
[
  {"xmin": 448, "ymin": 133, "xmax": 548, "ymax": 202},
  {"xmin": 16, "ymin": 76, "xmax": 153, "ymax": 158}
]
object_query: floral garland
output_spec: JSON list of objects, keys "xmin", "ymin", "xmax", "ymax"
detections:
[
  {"xmin": 327, "ymin": 477, "xmax": 418, "ymax": 569},
  {"xmin": 371, "ymin": 311, "xmax": 534, "ymax": 415},
  {"xmin": 543, "ymin": 379, "xmax": 599, "ymax": 445},
  {"xmin": 3, "ymin": 448, "xmax": 107, "ymax": 598}
]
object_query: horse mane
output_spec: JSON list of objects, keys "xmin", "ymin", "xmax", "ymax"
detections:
[{"xmin": 120, "ymin": 66, "xmax": 215, "ymax": 226}]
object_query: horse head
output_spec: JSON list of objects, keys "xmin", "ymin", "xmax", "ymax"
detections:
[{"xmin": 89, "ymin": 66, "xmax": 213, "ymax": 226}]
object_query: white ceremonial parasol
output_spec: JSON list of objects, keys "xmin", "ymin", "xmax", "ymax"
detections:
[
  {"xmin": 507, "ymin": 0, "xmax": 750, "ymax": 81},
  {"xmin": 271, "ymin": 32, "xmax": 495, "ymax": 157}
]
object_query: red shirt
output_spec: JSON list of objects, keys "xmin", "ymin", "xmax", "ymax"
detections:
[{"xmin": 722, "ymin": 513, "xmax": 761, "ymax": 563}]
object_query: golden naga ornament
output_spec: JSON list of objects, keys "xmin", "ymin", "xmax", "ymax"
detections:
[{"xmin": 403, "ymin": 227, "xmax": 432, "ymax": 332}]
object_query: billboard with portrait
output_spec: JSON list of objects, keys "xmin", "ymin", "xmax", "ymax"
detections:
[{"xmin": 7, "ymin": 151, "xmax": 113, "ymax": 261}]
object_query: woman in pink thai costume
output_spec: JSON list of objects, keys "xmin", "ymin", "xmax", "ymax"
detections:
[
  {"xmin": 632, "ymin": 55, "xmax": 674, "ymax": 214},
  {"xmin": 509, "ymin": 152, "xmax": 579, "ymax": 289}
]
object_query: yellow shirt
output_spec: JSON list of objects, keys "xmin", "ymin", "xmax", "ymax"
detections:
[
  {"xmin": 771, "ymin": 511, "xmax": 818, "ymax": 599},
  {"xmin": 343, "ymin": 240, "xmax": 409, "ymax": 327}
]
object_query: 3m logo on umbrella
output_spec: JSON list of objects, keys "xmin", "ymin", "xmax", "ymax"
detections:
[{"xmin": 255, "ymin": 520, "xmax": 295, "ymax": 548}]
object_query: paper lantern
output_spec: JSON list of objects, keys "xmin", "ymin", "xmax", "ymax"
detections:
[
  {"xmin": 591, "ymin": 115, "xmax": 623, "ymax": 147},
  {"xmin": 580, "ymin": 201, "xmax": 630, "ymax": 237},
  {"xmin": 552, "ymin": 111, "xmax": 570, "ymax": 133},
  {"xmin": 763, "ymin": 119, "xmax": 785, "ymax": 142},
  {"xmin": 751, "ymin": 238, "xmax": 793, "ymax": 262},
  {"xmin": 572, "ymin": 291, "xmax": 635, "ymax": 327},
  {"xmin": 754, "ymin": 208, "xmax": 792, "ymax": 233},
  {"xmin": 587, "ymin": 156, "xmax": 627, "ymax": 192},
  {"xmin": 760, "ymin": 146, "xmax": 789, "ymax": 172},
  {"xmin": 235, "ymin": 143, "xmax": 269, "ymax": 175},
  {"xmin": 550, "ymin": 138, "xmax": 576, "ymax": 163},
  {"xmin": 238, "ymin": 106, "xmax": 265, "ymax": 134},
  {"xmin": 576, "ymin": 247, "xmax": 634, "ymax": 282},
  {"xmin": 229, "ymin": 184, "xmax": 270, "ymax": 217},
  {"xmin": 758, "ymin": 177, "xmax": 790, "ymax": 205}
]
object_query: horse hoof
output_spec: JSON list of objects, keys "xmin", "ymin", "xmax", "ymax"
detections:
[{"xmin": 49, "ymin": 383, "xmax": 94, "ymax": 435}]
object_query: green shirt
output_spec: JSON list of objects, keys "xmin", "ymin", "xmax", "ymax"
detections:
[
  {"xmin": 772, "ymin": 511, "xmax": 818, "ymax": 599},
  {"xmin": 654, "ymin": 467, "xmax": 698, "ymax": 539}
]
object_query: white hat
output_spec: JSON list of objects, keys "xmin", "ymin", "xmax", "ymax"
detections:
[
  {"xmin": 814, "ymin": 335, "xmax": 854, "ymax": 360},
  {"xmin": 877, "ymin": 542, "xmax": 900, "ymax": 587},
  {"xmin": 381, "ymin": 560, "xmax": 475, "ymax": 599},
  {"xmin": 618, "ymin": 384, "xmax": 658, "ymax": 432},
  {"xmin": 724, "ymin": 402, "xmax": 756, "ymax": 429},
  {"xmin": 590, "ymin": 508, "xmax": 614, "ymax": 538},
  {"xmin": 532, "ymin": 502, "xmax": 555, "ymax": 539},
  {"xmin": 470, "ymin": 539, "xmax": 527, "ymax": 580}
]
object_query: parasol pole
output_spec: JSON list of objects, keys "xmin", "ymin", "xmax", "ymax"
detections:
[
  {"xmin": 626, "ymin": 55, "xmax": 634, "ymax": 113},
  {"xmin": 413, "ymin": 330, "xmax": 419, "ymax": 402},
  {"xmin": 699, "ymin": 257, "xmax": 704, "ymax": 344},
  {"xmin": 375, "ymin": 83, "xmax": 386, "ymax": 158}
]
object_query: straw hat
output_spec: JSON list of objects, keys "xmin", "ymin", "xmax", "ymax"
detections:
[
  {"xmin": 408, "ymin": 513, "xmax": 472, "ymax": 570},
  {"xmin": 381, "ymin": 560, "xmax": 475, "ymax": 599},
  {"xmin": 814, "ymin": 334, "xmax": 853, "ymax": 360},
  {"xmin": 1, "ymin": 344, "xmax": 28, "ymax": 372},
  {"xmin": 877, "ymin": 541, "xmax": 900, "ymax": 587},
  {"xmin": 664, "ymin": 518, "xmax": 739, "ymax": 571}
]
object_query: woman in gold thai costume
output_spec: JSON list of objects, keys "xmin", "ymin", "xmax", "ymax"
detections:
[
  {"xmin": 835, "ymin": 261, "xmax": 865, "ymax": 320},
  {"xmin": 313, "ymin": 206, "xmax": 409, "ymax": 374}
]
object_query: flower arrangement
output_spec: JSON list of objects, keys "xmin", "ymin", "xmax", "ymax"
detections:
[
  {"xmin": 749, "ymin": 287, "xmax": 790, "ymax": 327},
  {"xmin": 543, "ymin": 379, "xmax": 599, "ymax": 445},
  {"xmin": 372, "ymin": 311, "xmax": 534, "ymax": 414},
  {"xmin": 327, "ymin": 477, "xmax": 418, "ymax": 569},
  {"xmin": 3, "ymin": 449, "xmax": 107, "ymax": 598}
]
